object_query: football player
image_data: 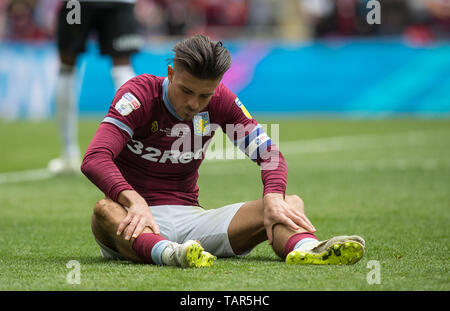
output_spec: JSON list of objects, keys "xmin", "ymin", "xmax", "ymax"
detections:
[
  {"xmin": 49, "ymin": 0, "xmax": 142, "ymax": 174},
  {"xmin": 81, "ymin": 34, "xmax": 365, "ymax": 268}
]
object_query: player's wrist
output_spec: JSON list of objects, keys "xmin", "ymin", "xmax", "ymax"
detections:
[
  {"xmin": 263, "ymin": 192, "xmax": 285, "ymax": 201},
  {"xmin": 262, "ymin": 193, "xmax": 285, "ymax": 212},
  {"xmin": 118, "ymin": 189, "xmax": 147, "ymax": 209}
]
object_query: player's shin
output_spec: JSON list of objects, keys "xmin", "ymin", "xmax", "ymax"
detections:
[
  {"xmin": 56, "ymin": 64, "xmax": 79, "ymax": 161},
  {"xmin": 131, "ymin": 233, "xmax": 168, "ymax": 264},
  {"xmin": 111, "ymin": 64, "xmax": 136, "ymax": 90}
]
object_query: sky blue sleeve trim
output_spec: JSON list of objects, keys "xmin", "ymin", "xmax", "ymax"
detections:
[
  {"xmin": 162, "ymin": 77, "xmax": 184, "ymax": 121},
  {"xmin": 102, "ymin": 117, "xmax": 134, "ymax": 138},
  {"xmin": 151, "ymin": 240, "xmax": 171, "ymax": 265}
]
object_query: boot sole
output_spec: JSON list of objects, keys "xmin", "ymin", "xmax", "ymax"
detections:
[{"xmin": 286, "ymin": 240, "xmax": 364, "ymax": 265}]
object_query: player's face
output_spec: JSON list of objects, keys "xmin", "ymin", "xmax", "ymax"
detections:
[{"xmin": 167, "ymin": 65, "xmax": 221, "ymax": 121}]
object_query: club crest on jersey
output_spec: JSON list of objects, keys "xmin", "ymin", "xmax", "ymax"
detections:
[
  {"xmin": 115, "ymin": 92, "xmax": 141, "ymax": 116},
  {"xmin": 193, "ymin": 112, "xmax": 210, "ymax": 136},
  {"xmin": 235, "ymin": 97, "xmax": 252, "ymax": 119}
]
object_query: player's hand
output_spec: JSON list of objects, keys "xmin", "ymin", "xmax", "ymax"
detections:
[
  {"xmin": 263, "ymin": 193, "xmax": 315, "ymax": 245},
  {"xmin": 116, "ymin": 190, "xmax": 161, "ymax": 240},
  {"xmin": 117, "ymin": 204, "xmax": 160, "ymax": 240}
]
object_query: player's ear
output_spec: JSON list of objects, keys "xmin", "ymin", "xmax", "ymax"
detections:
[{"xmin": 167, "ymin": 65, "xmax": 174, "ymax": 82}]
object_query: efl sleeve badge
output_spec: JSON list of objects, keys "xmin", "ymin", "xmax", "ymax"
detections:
[{"xmin": 114, "ymin": 92, "xmax": 141, "ymax": 116}]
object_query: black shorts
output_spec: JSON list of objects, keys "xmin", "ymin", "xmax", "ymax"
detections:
[{"xmin": 57, "ymin": 1, "xmax": 143, "ymax": 57}]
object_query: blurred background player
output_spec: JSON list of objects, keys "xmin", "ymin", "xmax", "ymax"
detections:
[{"xmin": 48, "ymin": 0, "xmax": 143, "ymax": 174}]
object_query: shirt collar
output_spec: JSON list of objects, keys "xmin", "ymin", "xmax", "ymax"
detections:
[{"xmin": 162, "ymin": 77, "xmax": 184, "ymax": 121}]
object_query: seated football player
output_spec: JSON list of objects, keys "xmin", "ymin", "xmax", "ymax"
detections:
[{"xmin": 81, "ymin": 34, "xmax": 365, "ymax": 268}]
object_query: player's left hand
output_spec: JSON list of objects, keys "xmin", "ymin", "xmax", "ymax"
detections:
[
  {"xmin": 118, "ymin": 204, "xmax": 160, "ymax": 241},
  {"xmin": 263, "ymin": 193, "xmax": 316, "ymax": 245}
]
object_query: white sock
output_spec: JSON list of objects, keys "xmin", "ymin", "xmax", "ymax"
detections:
[
  {"xmin": 294, "ymin": 238, "xmax": 320, "ymax": 252},
  {"xmin": 111, "ymin": 64, "xmax": 136, "ymax": 90},
  {"xmin": 55, "ymin": 64, "xmax": 80, "ymax": 160}
]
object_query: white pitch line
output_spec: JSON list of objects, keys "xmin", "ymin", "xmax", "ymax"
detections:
[
  {"xmin": 279, "ymin": 130, "xmax": 430, "ymax": 156},
  {"xmin": 0, "ymin": 129, "xmax": 445, "ymax": 184},
  {"xmin": 199, "ymin": 157, "xmax": 450, "ymax": 175},
  {"xmin": 0, "ymin": 168, "xmax": 52, "ymax": 185},
  {"xmin": 347, "ymin": 157, "xmax": 447, "ymax": 171},
  {"xmin": 294, "ymin": 157, "xmax": 450, "ymax": 171},
  {"xmin": 203, "ymin": 129, "xmax": 437, "ymax": 162}
]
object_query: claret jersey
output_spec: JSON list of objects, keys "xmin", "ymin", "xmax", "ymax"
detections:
[{"xmin": 82, "ymin": 74, "xmax": 288, "ymax": 207}]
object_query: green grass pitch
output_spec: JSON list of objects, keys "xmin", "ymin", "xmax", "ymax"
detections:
[{"xmin": 0, "ymin": 118, "xmax": 449, "ymax": 291}]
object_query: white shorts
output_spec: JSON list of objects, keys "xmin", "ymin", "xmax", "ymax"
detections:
[{"xmin": 95, "ymin": 202, "xmax": 250, "ymax": 260}]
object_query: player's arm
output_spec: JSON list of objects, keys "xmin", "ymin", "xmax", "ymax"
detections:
[
  {"xmin": 81, "ymin": 122, "xmax": 161, "ymax": 240},
  {"xmin": 81, "ymin": 79, "xmax": 160, "ymax": 240},
  {"xmin": 257, "ymin": 145, "xmax": 315, "ymax": 244},
  {"xmin": 116, "ymin": 189, "xmax": 160, "ymax": 240},
  {"xmin": 221, "ymin": 92, "xmax": 315, "ymax": 244}
]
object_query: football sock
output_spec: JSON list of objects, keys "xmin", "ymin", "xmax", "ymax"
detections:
[
  {"xmin": 284, "ymin": 232, "xmax": 319, "ymax": 256},
  {"xmin": 55, "ymin": 64, "xmax": 80, "ymax": 160},
  {"xmin": 111, "ymin": 64, "xmax": 136, "ymax": 90},
  {"xmin": 132, "ymin": 233, "xmax": 168, "ymax": 264},
  {"xmin": 151, "ymin": 240, "xmax": 171, "ymax": 265}
]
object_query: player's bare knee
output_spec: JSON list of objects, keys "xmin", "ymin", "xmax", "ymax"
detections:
[
  {"xmin": 286, "ymin": 194, "xmax": 304, "ymax": 211},
  {"xmin": 93, "ymin": 199, "xmax": 113, "ymax": 220},
  {"xmin": 286, "ymin": 194, "xmax": 302, "ymax": 204},
  {"xmin": 59, "ymin": 52, "xmax": 77, "ymax": 67},
  {"xmin": 112, "ymin": 56, "xmax": 131, "ymax": 66}
]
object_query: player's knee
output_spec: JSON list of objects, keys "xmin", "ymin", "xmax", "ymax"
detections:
[
  {"xmin": 59, "ymin": 52, "xmax": 77, "ymax": 67},
  {"xmin": 286, "ymin": 194, "xmax": 304, "ymax": 210},
  {"xmin": 112, "ymin": 56, "xmax": 131, "ymax": 66},
  {"xmin": 93, "ymin": 199, "xmax": 112, "ymax": 220}
]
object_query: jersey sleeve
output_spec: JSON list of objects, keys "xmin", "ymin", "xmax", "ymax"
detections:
[
  {"xmin": 217, "ymin": 84, "xmax": 288, "ymax": 196},
  {"xmin": 81, "ymin": 75, "xmax": 156, "ymax": 201},
  {"xmin": 81, "ymin": 122, "xmax": 134, "ymax": 201},
  {"xmin": 101, "ymin": 75, "xmax": 154, "ymax": 138}
]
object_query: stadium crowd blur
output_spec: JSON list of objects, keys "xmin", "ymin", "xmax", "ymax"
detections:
[{"xmin": 0, "ymin": 0, "xmax": 449, "ymax": 43}]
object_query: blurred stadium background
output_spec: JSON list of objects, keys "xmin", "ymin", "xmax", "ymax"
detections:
[
  {"xmin": 0, "ymin": 0, "xmax": 449, "ymax": 291},
  {"xmin": 0, "ymin": 0, "xmax": 449, "ymax": 119}
]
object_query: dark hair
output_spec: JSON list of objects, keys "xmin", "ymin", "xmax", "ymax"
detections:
[{"xmin": 172, "ymin": 34, "xmax": 232, "ymax": 80}]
